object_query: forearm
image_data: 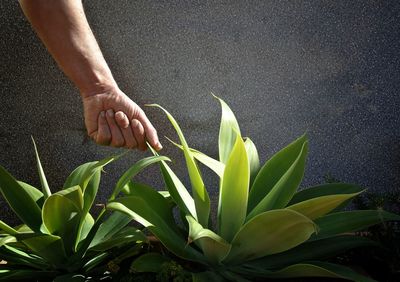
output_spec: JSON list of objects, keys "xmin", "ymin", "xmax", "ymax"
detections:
[{"xmin": 19, "ymin": 0, "xmax": 117, "ymax": 97}]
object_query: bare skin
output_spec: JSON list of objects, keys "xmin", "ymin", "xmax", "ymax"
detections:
[{"xmin": 19, "ymin": 0, "xmax": 162, "ymax": 151}]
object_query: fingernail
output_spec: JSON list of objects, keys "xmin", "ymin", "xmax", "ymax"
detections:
[
  {"xmin": 157, "ymin": 142, "xmax": 163, "ymax": 150},
  {"xmin": 107, "ymin": 109, "xmax": 114, "ymax": 117},
  {"xmin": 100, "ymin": 111, "xmax": 105, "ymax": 118}
]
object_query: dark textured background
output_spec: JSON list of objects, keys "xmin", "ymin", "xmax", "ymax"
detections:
[{"xmin": 1, "ymin": 1, "xmax": 399, "ymax": 224}]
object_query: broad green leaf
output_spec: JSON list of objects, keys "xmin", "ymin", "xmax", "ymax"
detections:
[
  {"xmin": 167, "ymin": 137, "xmax": 225, "ymax": 178},
  {"xmin": 42, "ymin": 194, "xmax": 80, "ymax": 254},
  {"xmin": 56, "ymin": 186, "xmax": 84, "ymax": 211},
  {"xmin": 224, "ymin": 209, "xmax": 316, "ymax": 264},
  {"xmin": 110, "ymin": 155, "xmax": 170, "ymax": 200},
  {"xmin": 0, "ymin": 165, "xmax": 42, "ymax": 232},
  {"xmin": 247, "ymin": 235, "xmax": 378, "ymax": 269},
  {"xmin": 148, "ymin": 104, "xmax": 210, "ymax": 227},
  {"xmin": 130, "ymin": 252, "xmax": 171, "ymax": 273},
  {"xmin": 76, "ymin": 213, "xmax": 94, "ymax": 246},
  {"xmin": 312, "ymin": 210, "xmax": 400, "ymax": 240},
  {"xmin": 31, "ymin": 137, "xmax": 51, "ymax": 198},
  {"xmin": 17, "ymin": 181, "xmax": 44, "ymax": 207},
  {"xmin": 288, "ymin": 183, "xmax": 364, "ymax": 205},
  {"xmin": 149, "ymin": 146, "xmax": 197, "ymax": 220},
  {"xmin": 22, "ymin": 234, "xmax": 67, "ymax": 266},
  {"xmin": 233, "ymin": 261, "xmax": 375, "ymax": 281},
  {"xmin": 248, "ymin": 134, "xmax": 307, "ymax": 214},
  {"xmin": 244, "ymin": 138, "xmax": 260, "ymax": 187},
  {"xmin": 186, "ymin": 215, "xmax": 231, "ymax": 264},
  {"xmin": 218, "ymin": 133, "xmax": 249, "ymax": 242},
  {"xmin": 90, "ymin": 226, "xmax": 146, "ymax": 251},
  {"xmin": 82, "ymin": 252, "xmax": 109, "ymax": 272},
  {"xmin": 107, "ymin": 197, "xmax": 204, "ymax": 262},
  {"xmin": 213, "ymin": 94, "xmax": 241, "ymax": 164},
  {"xmin": 286, "ymin": 192, "xmax": 362, "ymax": 220},
  {"xmin": 247, "ymin": 139, "xmax": 308, "ymax": 220},
  {"xmin": 89, "ymin": 211, "xmax": 132, "ymax": 249}
]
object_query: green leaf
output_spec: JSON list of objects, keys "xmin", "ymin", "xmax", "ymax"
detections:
[
  {"xmin": 247, "ymin": 138, "xmax": 308, "ymax": 220},
  {"xmin": 0, "ymin": 165, "xmax": 42, "ymax": 232},
  {"xmin": 247, "ymin": 235, "xmax": 378, "ymax": 269},
  {"xmin": 130, "ymin": 252, "xmax": 171, "ymax": 273},
  {"xmin": 218, "ymin": 132, "xmax": 250, "ymax": 242},
  {"xmin": 149, "ymin": 146, "xmax": 197, "ymax": 220},
  {"xmin": 0, "ymin": 221, "xmax": 18, "ymax": 235},
  {"xmin": 22, "ymin": 234, "xmax": 67, "ymax": 266},
  {"xmin": 186, "ymin": 215, "xmax": 231, "ymax": 264},
  {"xmin": 42, "ymin": 193, "xmax": 81, "ymax": 254},
  {"xmin": 31, "ymin": 137, "xmax": 51, "ymax": 199},
  {"xmin": 224, "ymin": 209, "xmax": 316, "ymax": 264},
  {"xmin": 286, "ymin": 192, "xmax": 362, "ymax": 220},
  {"xmin": 76, "ymin": 213, "xmax": 94, "ymax": 245},
  {"xmin": 0, "ymin": 235, "xmax": 17, "ymax": 246},
  {"xmin": 53, "ymin": 273, "xmax": 86, "ymax": 282},
  {"xmin": 0, "ymin": 245, "xmax": 47, "ymax": 269},
  {"xmin": 110, "ymin": 155, "xmax": 170, "ymax": 200},
  {"xmin": 89, "ymin": 211, "xmax": 132, "ymax": 249},
  {"xmin": 233, "ymin": 261, "xmax": 376, "ymax": 281},
  {"xmin": 148, "ymin": 104, "xmax": 210, "ymax": 227},
  {"xmin": 90, "ymin": 226, "xmax": 146, "ymax": 251},
  {"xmin": 244, "ymin": 138, "xmax": 260, "ymax": 187},
  {"xmin": 288, "ymin": 183, "xmax": 364, "ymax": 205},
  {"xmin": 312, "ymin": 210, "xmax": 400, "ymax": 240},
  {"xmin": 166, "ymin": 137, "xmax": 225, "ymax": 178},
  {"xmin": 248, "ymin": 134, "xmax": 307, "ymax": 214},
  {"xmin": 107, "ymin": 197, "xmax": 204, "ymax": 262},
  {"xmin": 213, "ymin": 94, "xmax": 241, "ymax": 164},
  {"xmin": 17, "ymin": 181, "xmax": 44, "ymax": 208}
]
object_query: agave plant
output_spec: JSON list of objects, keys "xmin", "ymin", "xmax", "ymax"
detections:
[
  {"xmin": 107, "ymin": 96, "xmax": 400, "ymax": 281},
  {"xmin": 0, "ymin": 139, "xmax": 168, "ymax": 281}
]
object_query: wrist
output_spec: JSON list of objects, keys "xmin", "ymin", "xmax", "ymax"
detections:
[{"xmin": 79, "ymin": 79, "xmax": 119, "ymax": 98}]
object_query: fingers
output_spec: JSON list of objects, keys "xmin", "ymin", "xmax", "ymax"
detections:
[
  {"xmin": 136, "ymin": 110, "xmax": 162, "ymax": 151},
  {"xmin": 105, "ymin": 109, "xmax": 125, "ymax": 147},
  {"xmin": 95, "ymin": 111, "xmax": 111, "ymax": 145},
  {"xmin": 115, "ymin": 111, "xmax": 138, "ymax": 149},
  {"xmin": 131, "ymin": 119, "xmax": 146, "ymax": 151}
]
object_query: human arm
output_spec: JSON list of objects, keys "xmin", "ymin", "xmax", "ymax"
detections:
[{"xmin": 18, "ymin": 0, "xmax": 162, "ymax": 150}]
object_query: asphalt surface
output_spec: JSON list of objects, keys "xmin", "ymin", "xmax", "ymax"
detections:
[{"xmin": 1, "ymin": 1, "xmax": 399, "ymax": 224}]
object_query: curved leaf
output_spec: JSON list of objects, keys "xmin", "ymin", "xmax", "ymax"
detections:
[
  {"xmin": 110, "ymin": 155, "xmax": 170, "ymax": 200},
  {"xmin": 248, "ymin": 134, "xmax": 307, "ymax": 214},
  {"xmin": 167, "ymin": 137, "xmax": 225, "ymax": 178},
  {"xmin": 17, "ymin": 181, "xmax": 44, "ymax": 208},
  {"xmin": 224, "ymin": 209, "xmax": 316, "ymax": 264},
  {"xmin": 288, "ymin": 183, "xmax": 364, "ymax": 205},
  {"xmin": 22, "ymin": 234, "xmax": 67, "ymax": 266},
  {"xmin": 247, "ymin": 139, "xmax": 308, "ymax": 220},
  {"xmin": 186, "ymin": 215, "xmax": 231, "ymax": 264},
  {"xmin": 244, "ymin": 138, "xmax": 260, "ymax": 187},
  {"xmin": 286, "ymin": 192, "xmax": 362, "ymax": 220},
  {"xmin": 90, "ymin": 226, "xmax": 146, "ymax": 251},
  {"xmin": 149, "ymin": 146, "xmax": 197, "ymax": 220},
  {"xmin": 42, "ymin": 193, "xmax": 81, "ymax": 254},
  {"xmin": 218, "ymin": 132, "xmax": 249, "ymax": 242},
  {"xmin": 148, "ymin": 104, "xmax": 210, "ymax": 227},
  {"xmin": 233, "ymin": 261, "xmax": 375, "ymax": 281},
  {"xmin": 247, "ymin": 235, "xmax": 378, "ymax": 269},
  {"xmin": 312, "ymin": 210, "xmax": 400, "ymax": 240},
  {"xmin": 107, "ymin": 197, "xmax": 204, "ymax": 262},
  {"xmin": 213, "ymin": 94, "xmax": 241, "ymax": 164},
  {"xmin": 0, "ymin": 165, "xmax": 42, "ymax": 232},
  {"xmin": 31, "ymin": 137, "xmax": 51, "ymax": 199}
]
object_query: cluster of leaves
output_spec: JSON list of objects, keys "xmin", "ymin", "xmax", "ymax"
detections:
[
  {"xmin": 0, "ymin": 140, "xmax": 169, "ymax": 281},
  {"xmin": 107, "ymin": 96, "xmax": 400, "ymax": 281},
  {"xmin": 1, "ymin": 96, "xmax": 399, "ymax": 282}
]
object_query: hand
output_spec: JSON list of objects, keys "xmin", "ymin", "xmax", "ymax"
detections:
[{"xmin": 82, "ymin": 87, "xmax": 162, "ymax": 151}]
